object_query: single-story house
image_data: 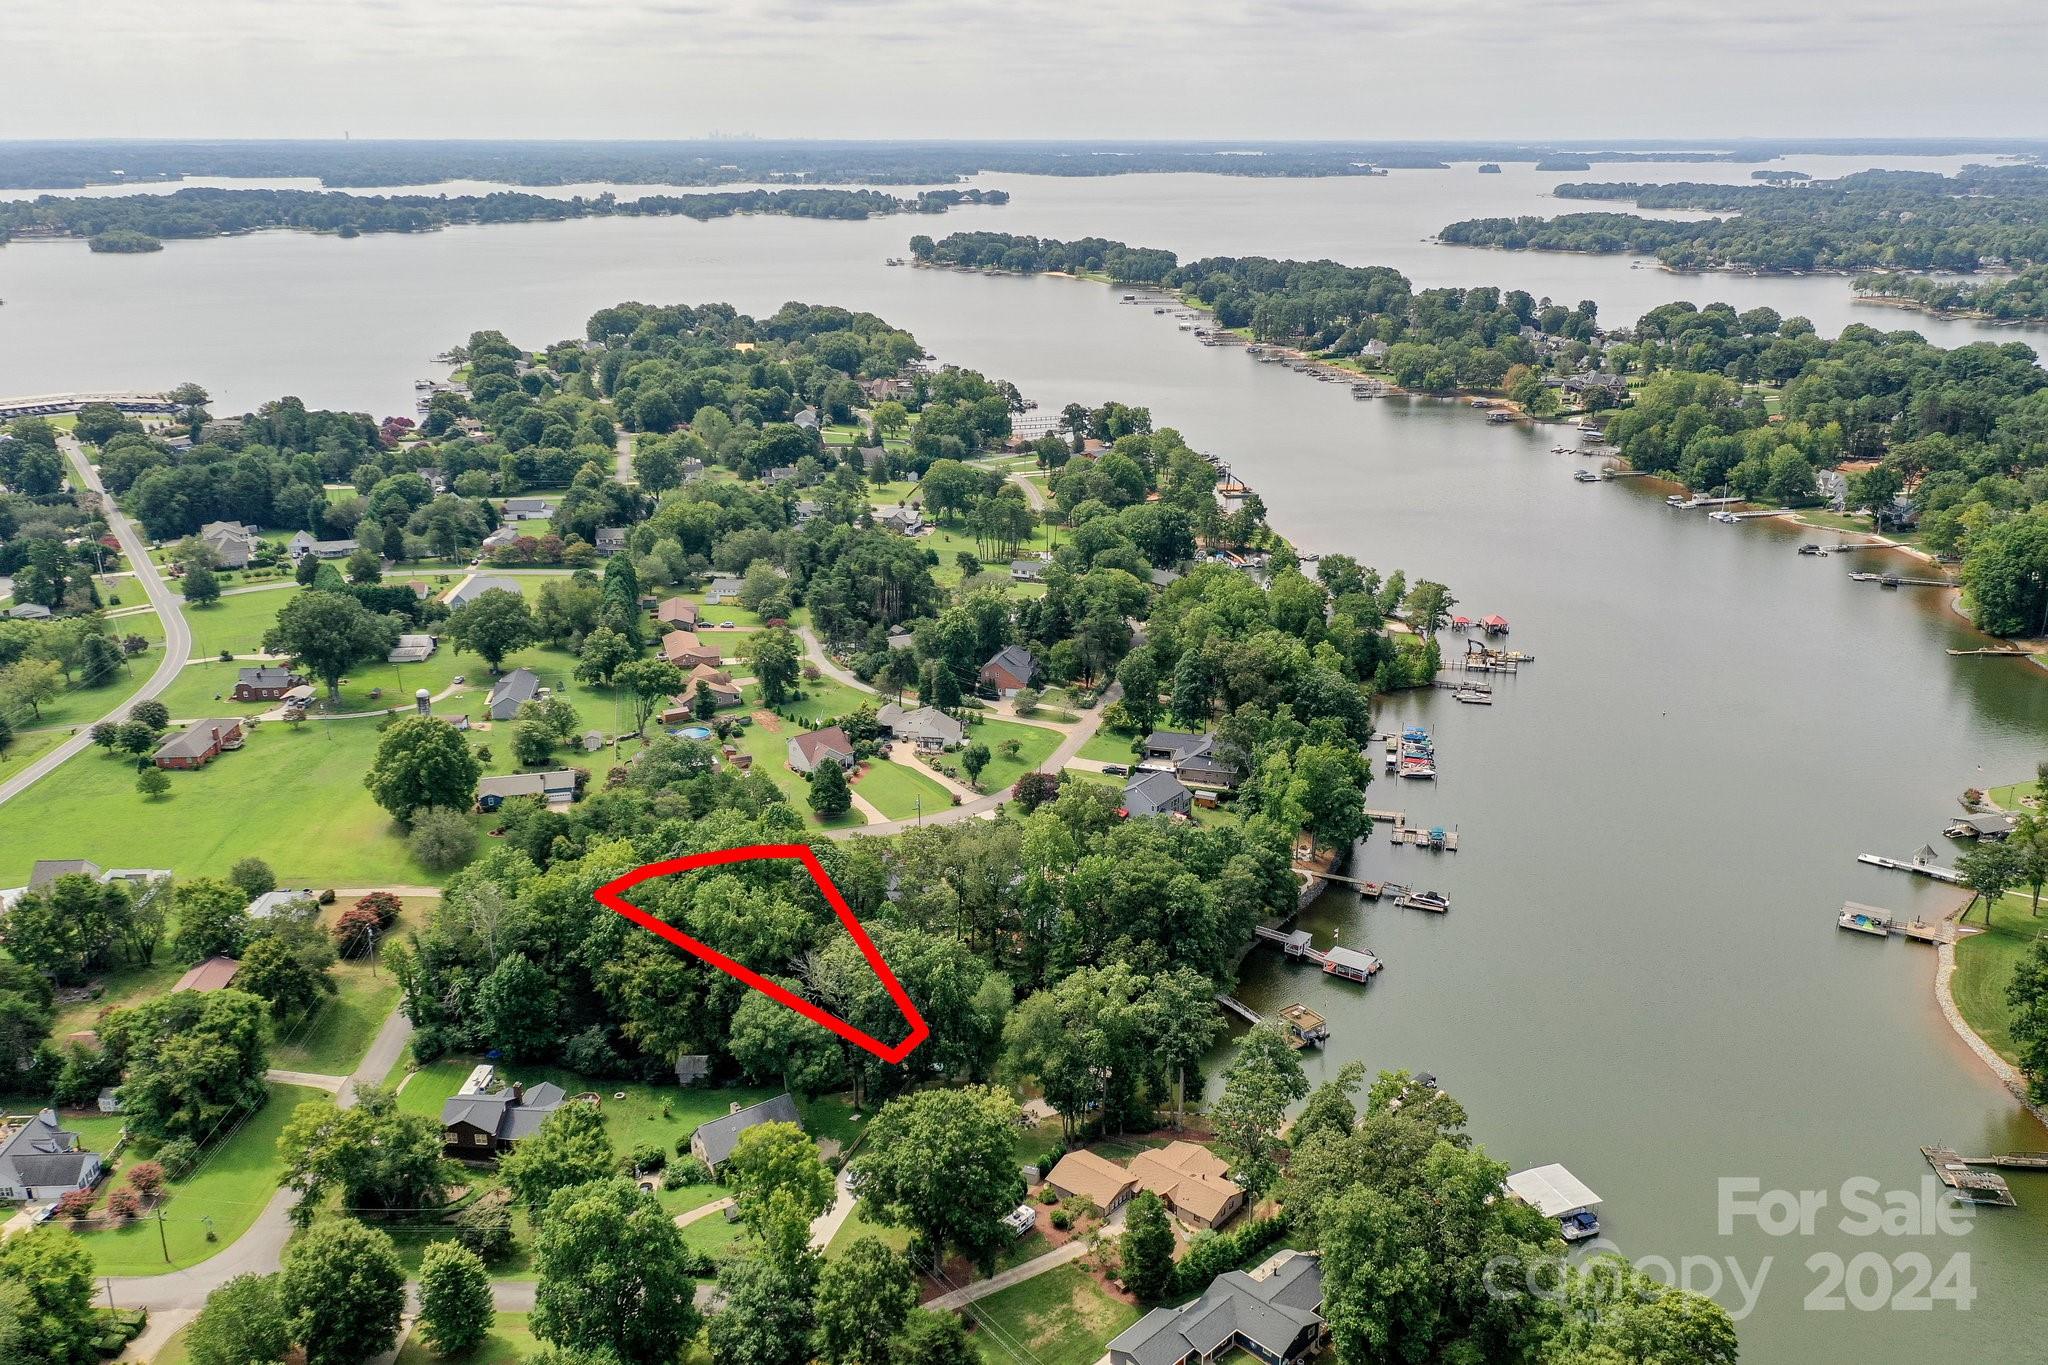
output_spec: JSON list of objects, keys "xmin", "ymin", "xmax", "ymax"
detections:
[
  {"xmin": 23, "ymin": 862, "xmax": 168, "ymax": 897},
  {"xmin": 654, "ymin": 597, "xmax": 700, "ymax": 629},
  {"xmin": 679, "ymin": 457, "xmax": 707, "ymax": 482},
  {"xmin": 0, "ymin": 1109, "xmax": 104, "ymax": 1203},
  {"xmin": 661, "ymin": 631, "xmax": 722, "ymax": 669},
  {"xmin": 286, "ymin": 530, "xmax": 358, "ymax": 562},
  {"xmin": 477, "ymin": 769, "xmax": 578, "ymax": 811},
  {"xmin": 596, "ymin": 527, "xmax": 628, "ymax": 556},
  {"xmin": 1123, "ymin": 769, "xmax": 1193, "ymax": 819},
  {"xmin": 1360, "ymin": 338, "xmax": 1391, "ymax": 361},
  {"xmin": 1128, "ymin": 1141, "xmax": 1246, "ymax": 1229},
  {"xmin": 232, "ymin": 666, "xmax": 306, "ymax": 702},
  {"xmin": 874, "ymin": 505, "xmax": 923, "ymax": 535},
  {"xmin": 1141, "ymin": 731, "xmax": 1241, "ymax": 790},
  {"xmin": 1046, "ymin": 1149, "xmax": 1138, "ymax": 1213},
  {"xmin": 1010, "ymin": 559, "xmax": 1047, "ymax": 583},
  {"xmin": 704, "ymin": 577, "xmax": 745, "ymax": 605},
  {"xmin": 689, "ymin": 1094, "xmax": 803, "ymax": 1174},
  {"xmin": 440, "ymin": 1075, "xmax": 568, "ymax": 1159},
  {"xmin": 246, "ymin": 890, "xmax": 317, "ymax": 922},
  {"xmin": 153, "ymin": 718, "xmax": 244, "ymax": 770},
  {"xmin": 792, "ymin": 407, "xmax": 820, "ymax": 432},
  {"xmin": 1564, "ymin": 372, "xmax": 1628, "ymax": 397},
  {"xmin": 793, "ymin": 500, "xmax": 821, "ymax": 528},
  {"xmin": 198, "ymin": 520, "xmax": 257, "ymax": 569},
  {"xmin": 788, "ymin": 725, "xmax": 856, "ymax": 775},
  {"xmin": 173, "ymin": 955, "xmax": 242, "ymax": 993},
  {"xmin": 857, "ymin": 446, "xmax": 888, "ymax": 475},
  {"xmin": 664, "ymin": 665, "xmax": 744, "ymax": 717},
  {"xmin": 487, "ymin": 668, "xmax": 541, "ymax": 722},
  {"xmin": 1107, "ymin": 1251, "xmax": 1326, "ymax": 1365},
  {"xmin": 389, "ymin": 634, "xmax": 438, "ymax": 664},
  {"xmin": 5, "ymin": 603, "xmax": 52, "ymax": 620},
  {"xmin": 503, "ymin": 497, "xmax": 557, "ymax": 522},
  {"xmin": 979, "ymin": 644, "xmax": 1039, "ymax": 698},
  {"xmin": 762, "ymin": 465, "xmax": 800, "ymax": 486},
  {"xmin": 445, "ymin": 576, "xmax": 523, "ymax": 609},
  {"xmin": 876, "ymin": 702, "xmax": 964, "ymax": 751},
  {"xmin": 481, "ymin": 526, "xmax": 522, "ymax": 552}
]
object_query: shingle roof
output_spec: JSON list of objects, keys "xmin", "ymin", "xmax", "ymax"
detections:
[
  {"xmin": 441, "ymin": 1081, "xmax": 568, "ymax": 1141},
  {"xmin": 981, "ymin": 644, "xmax": 1038, "ymax": 686},
  {"xmin": 1123, "ymin": 769, "xmax": 1191, "ymax": 816},
  {"xmin": 1107, "ymin": 1253, "xmax": 1324, "ymax": 1365},
  {"xmin": 173, "ymin": 956, "xmax": 242, "ymax": 992},
  {"xmin": 153, "ymin": 719, "xmax": 239, "ymax": 762},
  {"xmin": 692, "ymin": 1093, "xmax": 802, "ymax": 1168},
  {"xmin": 790, "ymin": 726, "xmax": 854, "ymax": 766},
  {"xmin": 1046, "ymin": 1149, "xmax": 1136, "ymax": 1208},
  {"xmin": 238, "ymin": 666, "xmax": 300, "ymax": 690},
  {"xmin": 1129, "ymin": 1142, "xmax": 1243, "ymax": 1225},
  {"xmin": 447, "ymin": 576, "xmax": 523, "ymax": 608},
  {"xmin": 28, "ymin": 859, "xmax": 100, "ymax": 889},
  {"xmin": 488, "ymin": 669, "xmax": 541, "ymax": 715}
]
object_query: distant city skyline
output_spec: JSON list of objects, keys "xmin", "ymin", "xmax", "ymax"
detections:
[{"xmin": 9, "ymin": 0, "xmax": 2045, "ymax": 142}]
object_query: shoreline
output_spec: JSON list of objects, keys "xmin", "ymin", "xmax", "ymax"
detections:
[{"xmin": 1933, "ymin": 936, "xmax": 2048, "ymax": 1133}]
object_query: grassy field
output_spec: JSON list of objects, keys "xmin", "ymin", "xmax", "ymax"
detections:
[
  {"xmin": 775, "ymin": 676, "xmax": 877, "ymax": 726},
  {"xmin": 1953, "ymin": 890, "xmax": 2048, "ymax": 1066},
  {"xmin": 959, "ymin": 716, "xmax": 1063, "ymax": 794},
  {"xmin": 75, "ymin": 1083, "xmax": 326, "ymax": 1275},
  {"xmin": 852, "ymin": 759, "xmax": 955, "ymax": 821},
  {"xmin": 181, "ymin": 586, "xmax": 300, "ymax": 658},
  {"xmin": 270, "ymin": 955, "xmax": 403, "ymax": 1077},
  {"xmin": 966, "ymin": 1261, "xmax": 1139, "ymax": 1365},
  {"xmin": 1075, "ymin": 730, "xmax": 1142, "ymax": 765},
  {"xmin": 0, "ymin": 727, "xmax": 63, "ymax": 788},
  {"xmin": 725, "ymin": 716, "xmax": 866, "ymax": 830},
  {"xmin": 396, "ymin": 1312, "xmax": 539, "ymax": 1364},
  {"xmin": 0, "ymin": 631, "xmax": 167, "ymax": 736},
  {"xmin": 0, "ymin": 717, "xmax": 421, "ymax": 887}
]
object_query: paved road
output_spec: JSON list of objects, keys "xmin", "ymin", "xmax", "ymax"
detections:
[{"xmin": 0, "ymin": 436, "xmax": 191, "ymax": 808}]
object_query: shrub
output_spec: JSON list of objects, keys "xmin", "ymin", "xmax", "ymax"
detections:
[
  {"xmin": 125, "ymin": 1161, "xmax": 167, "ymax": 1197},
  {"xmin": 158, "ymin": 1138, "xmax": 201, "ymax": 1180},
  {"xmin": 667, "ymin": 1154, "xmax": 710, "ymax": 1186},
  {"xmin": 228, "ymin": 858, "xmax": 276, "ymax": 898},
  {"xmin": 333, "ymin": 904, "xmax": 384, "ymax": 957},
  {"xmin": 631, "ymin": 1143, "xmax": 667, "ymax": 1174},
  {"xmin": 408, "ymin": 806, "xmax": 478, "ymax": 873},
  {"xmin": 454, "ymin": 1197, "xmax": 515, "ymax": 1263},
  {"xmin": 106, "ymin": 1188, "xmax": 141, "ymax": 1220},
  {"xmin": 58, "ymin": 1189, "xmax": 96, "ymax": 1220},
  {"xmin": 1049, "ymin": 1209, "xmax": 1071, "ymax": 1230},
  {"xmin": 355, "ymin": 890, "xmax": 403, "ymax": 926},
  {"xmin": 1038, "ymin": 1186, "xmax": 1059, "ymax": 1205},
  {"xmin": 1170, "ymin": 1214, "xmax": 1291, "ymax": 1297}
]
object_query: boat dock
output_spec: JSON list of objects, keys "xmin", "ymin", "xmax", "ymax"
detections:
[
  {"xmin": 1920, "ymin": 1148, "xmax": 2018, "ymax": 1207},
  {"xmin": 1958, "ymin": 1152, "xmax": 2048, "ymax": 1170},
  {"xmin": 1364, "ymin": 808, "xmax": 1406, "ymax": 824},
  {"xmin": 1857, "ymin": 853, "xmax": 1966, "ymax": 884},
  {"xmin": 1247, "ymin": 924, "xmax": 1381, "ymax": 981},
  {"xmin": 1388, "ymin": 823, "xmax": 1459, "ymax": 851},
  {"xmin": 1313, "ymin": 871, "xmax": 1392, "ymax": 898},
  {"xmin": 1947, "ymin": 647, "xmax": 2033, "ymax": 658},
  {"xmin": 1865, "ymin": 574, "xmax": 1957, "ymax": 589},
  {"xmin": 1215, "ymin": 994, "xmax": 1263, "ymax": 1026}
]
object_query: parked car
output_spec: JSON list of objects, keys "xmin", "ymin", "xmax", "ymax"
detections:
[{"xmin": 1102, "ymin": 764, "xmax": 1127, "ymax": 775}]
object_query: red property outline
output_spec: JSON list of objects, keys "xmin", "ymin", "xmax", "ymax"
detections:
[{"xmin": 592, "ymin": 844, "xmax": 930, "ymax": 1064}]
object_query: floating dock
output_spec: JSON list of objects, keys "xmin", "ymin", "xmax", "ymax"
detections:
[
  {"xmin": 1858, "ymin": 853, "xmax": 1966, "ymax": 885},
  {"xmin": 1389, "ymin": 824, "xmax": 1459, "ymax": 851},
  {"xmin": 1247, "ymin": 924, "xmax": 1381, "ymax": 981},
  {"xmin": 1920, "ymin": 1148, "xmax": 2018, "ymax": 1207}
]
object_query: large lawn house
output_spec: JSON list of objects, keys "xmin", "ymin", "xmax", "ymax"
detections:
[
  {"xmin": 153, "ymin": 718, "xmax": 244, "ymax": 770},
  {"xmin": 445, "ymin": 576, "xmax": 522, "ymax": 609},
  {"xmin": 1140, "ymin": 730, "xmax": 1242, "ymax": 790},
  {"xmin": 1045, "ymin": 1149, "xmax": 1138, "ymax": 1213},
  {"xmin": 173, "ymin": 956, "xmax": 243, "ymax": 993},
  {"xmin": 286, "ymin": 530, "xmax": 358, "ymax": 561},
  {"xmin": 487, "ymin": 668, "xmax": 541, "ymax": 722},
  {"xmin": 477, "ymin": 769, "xmax": 579, "ymax": 811},
  {"xmin": 232, "ymin": 666, "xmax": 306, "ymax": 702},
  {"xmin": 689, "ymin": 1094, "xmax": 803, "ymax": 1175},
  {"xmin": 704, "ymin": 576, "xmax": 745, "ymax": 606},
  {"xmin": 662, "ymin": 667, "xmax": 744, "ymax": 722},
  {"xmin": 1122, "ymin": 769, "xmax": 1194, "ymax": 819},
  {"xmin": 876, "ymin": 702, "xmax": 964, "ymax": 751},
  {"xmin": 1108, "ymin": 1251, "xmax": 1327, "ymax": 1365},
  {"xmin": 1127, "ymin": 1141, "xmax": 1246, "ymax": 1229},
  {"xmin": 660, "ymin": 630, "xmax": 722, "ymax": 669},
  {"xmin": 439, "ymin": 1066, "xmax": 568, "ymax": 1159},
  {"xmin": 653, "ymin": 596, "xmax": 700, "ymax": 630},
  {"xmin": 0, "ymin": 1109, "xmax": 104, "ymax": 1203},
  {"xmin": 502, "ymin": 497, "xmax": 556, "ymax": 522},
  {"xmin": 979, "ymin": 644, "xmax": 1039, "ymax": 698},
  {"xmin": 596, "ymin": 527, "xmax": 628, "ymax": 556},
  {"xmin": 197, "ymin": 520, "xmax": 257, "ymax": 569},
  {"xmin": 787, "ymin": 725, "xmax": 856, "ymax": 774}
]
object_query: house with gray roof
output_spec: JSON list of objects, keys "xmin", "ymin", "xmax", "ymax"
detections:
[
  {"xmin": 1108, "ymin": 1252, "xmax": 1326, "ymax": 1365},
  {"xmin": 502, "ymin": 497, "xmax": 556, "ymax": 521},
  {"xmin": 1141, "ymin": 730, "xmax": 1242, "ymax": 790},
  {"xmin": 476, "ymin": 769, "xmax": 578, "ymax": 810},
  {"xmin": 486, "ymin": 668, "xmax": 541, "ymax": 722},
  {"xmin": 689, "ymin": 1094, "xmax": 803, "ymax": 1173},
  {"xmin": 1123, "ymin": 769, "xmax": 1193, "ymax": 819},
  {"xmin": 704, "ymin": 576, "xmax": 745, "ymax": 605},
  {"xmin": 596, "ymin": 527, "xmax": 629, "ymax": 556},
  {"xmin": 876, "ymin": 702, "xmax": 964, "ymax": 751},
  {"xmin": 978, "ymin": 644, "xmax": 1039, "ymax": 698},
  {"xmin": 233, "ymin": 666, "xmax": 305, "ymax": 701},
  {"xmin": 287, "ymin": 530, "xmax": 359, "ymax": 561},
  {"xmin": 197, "ymin": 520, "xmax": 257, "ymax": 569},
  {"xmin": 445, "ymin": 576, "xmax": 523, "ymax": 609},
  {"xmin": 0, "ymin": 1108, "xmax": 103, "ymax": 1203},
  {"xmin": 792, "ymin": 407, "xmax": 820, "ymax": 432},
  {"xmin": 440, "ymin": 1077, "xmax": 569, "ymax": 1159},
  {"xmin": 152, "ymin": 718, "xmax": 244, "ymax": 770},
  {"xmin": 389, "ymin": 633, "xmax": 438, "ymax": 664},
  {"xmin": 6, "ymin": 602, "xmax": 51, "ymax": 620}
]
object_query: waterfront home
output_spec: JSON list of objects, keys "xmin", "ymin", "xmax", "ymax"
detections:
[
  {"xmin": 689, "ymin": 1094, "xmax": 803, "ymax": 1175},
  {"xmin": 477, "ymin": 769, "xmax": 578, "ymax": 811},
  {"xmin": 654, "ymin": 596, "xmax": 700, "ymax": 629},
  {"xmin": 441, "ymin": 1074, "xmax": 568, "ymax": 1160},
  {"xmin": 232, "ymin": 666, "xmax": 305, "ymax": 702},
  {"xmin": 1140, "ymin": 730, "xmax": 1242, "ymax": 789},
  {"xmin": 1046, "ymin": 1149, "xmax": 1137, "ymax": 1212},
  {"xmin": 1128, "ymin": 1140, "xmax": 1246, "ymax": 1229},
  {"xmin": 787, "ymin": 725, "xmax": 856, "ymax": 774},
  {"xmin": 389, "ymin": 633, "xmax": 437, "ymax": 664},
  {"xmin": 486, "ymin": 668, "xmax": 542, "ymax": 722},
  {"xmin": 1123, "ymin": 769, "xmax": 1194, "ymax": 819},
  {"xmin": 1107, "ymin": 1251, "xmax": 1326, "ymax": 1365},
  {"xmin": 978, "ymin": 644, "xmax": 1039, "ymax": 697},
  {"xmin": 172, "ymin": 955, "xmax": 242, "ymax": 993},
  {"xmin": 661, "ymin": 630, "xmax": 722, "ymax": 669},
  {"xmin": 0, "ymin": 1109, "xmax": 103, "ymax": 1203},
  {"xmin": 286, "ymin": 530, "xmax": 359, "ymax": 561},
  {"xmin": 152, "ymin": 718, "xmax": 244, "ymax": 770},
  {"xmin": 1360, "ymin": 339, "xmax": 1390, "ymax": 362},
  {"xmin": 876, "ymin": 702, "xmax": 964, "ymax": 750},
  {"xmin": 444, "ymin": 575, "xmax": 522, "ymax": 608}
]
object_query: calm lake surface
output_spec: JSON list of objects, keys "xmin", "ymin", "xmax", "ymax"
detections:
[{"xmin": 4, "ymin": 159, "xmax": 2045, "ymax": 1361}]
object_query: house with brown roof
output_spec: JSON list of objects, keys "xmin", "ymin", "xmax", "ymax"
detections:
[
  {"xmin": 654, "ymin": 597, "xmax": 700, "ymax": 629},
  {"xmin": 153, "ymin": 718, "xmax": 244, "ymax": 770},
  {"xmin": 173, "ymin": 956, "xmax": 242, "ymax": 993},
  {"xmin": 787, "ymin": 725, "xmax": 855, "ymax": 774},
  {"xmin": 1129, "ymin": 1141, "xmax": 1246, "ymax": 1229},
  {"xmin": 1046, "ymin": 1149, "xmax": 1138, "ymax": 1213},
  {"xmin": 661, "ymin": 630, "xmax": 722, "ymax": 669},
  {"xmin": 661, "ymin": 666, "xmax": 743, "ymax": 721}
]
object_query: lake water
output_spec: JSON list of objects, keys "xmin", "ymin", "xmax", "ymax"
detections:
[{"xmin": 3, "ymin": 159, "xmax": 2044, "ymax": 1361}]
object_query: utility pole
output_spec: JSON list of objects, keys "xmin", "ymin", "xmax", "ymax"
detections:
[{"xmin": 155, "ymin": 1207, "xmax": 169, "ymax": 1263}]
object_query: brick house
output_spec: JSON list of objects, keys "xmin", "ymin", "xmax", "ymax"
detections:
[
  {"xmin": 152, "ymin": 718, "xmax": 244, "ymax": 770},
  {"xmin": 231, "ymin": 666, "xmax": 306, "ymax": 702}
]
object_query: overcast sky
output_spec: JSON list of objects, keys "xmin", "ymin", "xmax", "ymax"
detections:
[{"xmin": 8, "ymin": 0, "xmax": 2044, "ymax": 141}]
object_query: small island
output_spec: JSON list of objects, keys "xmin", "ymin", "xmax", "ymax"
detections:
[
  {"xmin": 86, "ymin": 228, "xmax": 163, "ymax": 253},
  {"xmin": 1476, "ymin": 163, "xmax": 1502, "ymax": 174}
]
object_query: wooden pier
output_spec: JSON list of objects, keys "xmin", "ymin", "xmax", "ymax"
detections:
[
  {"xmin": 1389, "ymin": 825, "xmax": 1460, "ymax": 851},
  {"xmin": 1364, "ymin": 809, "xmax": 1406, "ymax": 824},
  {"xmin": 1312, "ymin": 871, "xmax": 1389, "ymax": 898},
  {"xmin": 1836, "ymin": 902, "xmax": 1958, "ymax": 944},
  {"xmin": 1947, "ymin": 647, "xmax": 2033, "ymax": 658},
  {"xmin": 1857, "ymin": 853, "xmax": 1966, "ymax": 885},
  {"xmin": 1215, "ymin": 994, "xmax": 1263, "ymax": 1025},
  {"xmin": 1920, "ymin": 1147, "xmax": 2018, "ymax": 1207},
  {"xmin": 1958, "ymin": 1152, "xmax": 2048, "ymax": 1170},
  {"xmin": 1871, "ymin": 574, "xmax": 1957, "ymax": 589}
]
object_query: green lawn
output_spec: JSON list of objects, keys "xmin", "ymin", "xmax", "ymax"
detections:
[
  {"xmin": 74, "ymin": 1083, "xmax": 326, "ymax": 1275},
  {"xmin": 852, "ymin": 759, "xmax": 955, "ymax": 821},
  {"xmin": 959, "ymin": 717, "xmax": 1064, "ymax": 794},
  {"xmin": 726, "ymin": 719, "xmax": 866, "ymax": 830},
  {"xmin": 0, "ymin": 629, "xmax": 166, "ymax": 737},
  {"xmin": 270, "ymin": 950, "xmax": 402, "ymax": 1077},
  {"xmin": 182, "ymin": 587, "xmax": 299, "ymax": 658},
  {"xmin": 49, "ymin": 954, "xmax": 192, "ymax": 1040},
  {"xmin": 774, "ymin": 677, "xmax": 877, "ymax": 726},
  {"xmin": 826, "ymin": 1201, "xmax": 913, "ymax": 1259},
  {"xmin": 0, "ymin": 717, "xmax": 422, "ymax": 887},
  {"xmin": 1953, "ymin": 890, "xmax": 2048, "ymax": 1066},
  {"xmin": 1075, "ymin": 730, "xmax": 1142, "ymax": 765},
  {"xmin": 397, "ymin": 1312, "xmax": 538, "ymax": 1363},
  {"xmin": 0, "ymin": 727, "xmax": 63, "ymax": 788},
  {"xmin": 966, "ymin": 1261, "xmax": 1140, "ymax": 1365}
]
